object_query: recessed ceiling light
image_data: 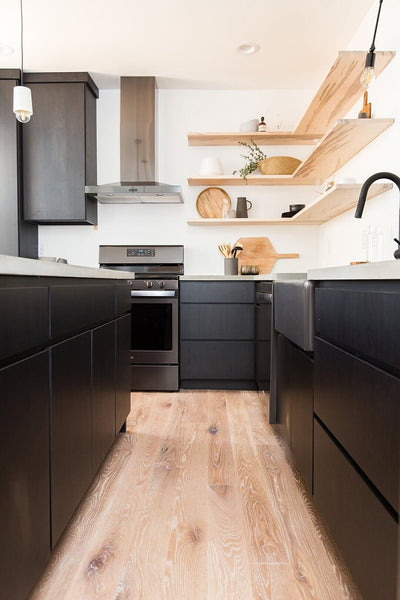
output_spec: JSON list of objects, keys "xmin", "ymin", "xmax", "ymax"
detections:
[
  {"xmin": 0, "ymin": 43, "xmax": 15, "ymax": 56},
  {"xmin": 237, "ymin": 42, "xmax": 260, "ymax": 55}
]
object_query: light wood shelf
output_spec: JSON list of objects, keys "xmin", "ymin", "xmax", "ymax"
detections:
[
  {"xmin": 186, "ymin": 183, "xmax": 393, "ymax": 226},
  {"xmin": 188, "ymin": 119, "xmax": 394, "ymax": 187},
  {"xmin": 187, "ymin": 131, "xmax": 320, "ymax": 146}
]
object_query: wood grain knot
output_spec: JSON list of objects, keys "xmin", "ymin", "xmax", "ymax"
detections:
[
  {"xmin": 160, "ymin": 445, "xmax": 169, "ymax": 454},
  {"xmin": 87, "ymin": 543, "xmax": 114, "ymax": 576},
  {"xmin": 209, "ymin": 483, "xmax": 230, "ymax": 496},
  {"xmin": 208, "ymin": 425, "xmax": 218, "ymax": 435},
  {"xmin": 161, "ymin": 402, "xmax": 172, "ymax": 408},
  {"xmin": 188, "ymin": 527, "xmax": 202, "ymax": 543}
]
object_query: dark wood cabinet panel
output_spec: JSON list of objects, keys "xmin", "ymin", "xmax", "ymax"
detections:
[
  {"xmin": 51, "ymin": 332, "xmax": 92, "ymax": 546},
  {"xmin": 314, "ymin": 420, "xmax": 398, "ymax": 600},
  {"xmin": 276, "ymin": 334, "xmax": 292, "ymax": 445},
  {"xmin": 180, "ymin": 340, "xmax": 254, "ymax": 380},
  {"xmin": 22, "ymin": 74, "xmax": 98, "ymax": 225},
  {"xmin": 115, "ymin": 281, "xmax": 132, "ymax": 316},
  {"xmin": 50, "ymin": 283, "xmax": 115, "ymax": 340},
  {"xmin": 0, "ymin": 351, "xmax": 50, "ymax": 600},
  {"xmin": 315, "ymin": 286, "xmax": 400, "ymax": 374},
  {"xmin": 0, "ymin": 73, "xmax": 37, "ymax": 257},
  {"xmin": 0, "ymin": 286, "xmax": 49, "ymax": 363},
  {"xmin": 181, "ymin": 281, "xmax": 254, "ymax": 303},
  {"xmin": 314, "ymin": 337, "xmax": 399, "ymax": 511},
  {"xmin": 180, "ymin": 303, "xmax": 254, "ymax": 340},
  {"xmin": 116, "ymin": 315, "xmax": 131, "ymax": 433},
  {"xmin": 92, "ymin": 322, "xmax": 116, "ymax": 474}
]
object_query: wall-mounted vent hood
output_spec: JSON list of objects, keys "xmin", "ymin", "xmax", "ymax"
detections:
[{"xmin": 85, "ymin": 77, "xmax": 183, "ymax": 204}]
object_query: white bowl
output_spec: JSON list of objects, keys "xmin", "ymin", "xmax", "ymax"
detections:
[
  {"xmin": 199, "ymin": 157, "xmax": 223, "ymax": 176},
  {"xmin": 240, "ymin": 119, "xmax": 259, "ymax": 132}
]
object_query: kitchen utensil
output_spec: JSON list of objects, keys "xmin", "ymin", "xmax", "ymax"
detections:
[
  {"xmin": 231, "ymin": 244, "xmax": 243, "ymax": 258},
  {"xmin": 236, "ymin": 197, "xmax": 253, "ymax": 218},
  {"xmin": 224, "ymin": 258, "xmax": 238, "ymax": 275},
  {"xmin": 258, "ymin": 156, "xmax": 301, "ymax": 175},
  {"xmin": 218, "ymin": 243, "xmax": 231, "ymax": 258},
  {"xmin": 236, "ymin": 237, "xmax": 299, "ymax": 274},
  {"xmin": 196, "ymin": 187, "xmax": 231, "ymax": 218},
  {"xmin": 199, "ymin": 157, "xmax": 223, "ymax": 176}
]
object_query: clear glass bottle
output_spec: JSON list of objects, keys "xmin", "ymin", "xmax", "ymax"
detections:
[{"xmin": 258, "ymin": 116, "xmax": 267, "ymax": 132}]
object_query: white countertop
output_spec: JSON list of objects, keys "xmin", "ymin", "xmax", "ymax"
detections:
[
  {"xmin": 180, "ymin": 273, "xmax": 307, "ymax": 281},
  {"xmin": 307, "ymin": 260, "xmax": 400, "ymax": 280},
  {"xmin": 0, "ymin": 255, "xmax": 134, "ymax": 279}
]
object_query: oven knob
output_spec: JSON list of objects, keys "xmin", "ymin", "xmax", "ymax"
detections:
[
  {"xmin": 145, "ymin": 281, "xmax": 153, "ymax": 288},
  {"xmin": 158, "ymin": 281, "xmax": 165, "ymax": 288}
]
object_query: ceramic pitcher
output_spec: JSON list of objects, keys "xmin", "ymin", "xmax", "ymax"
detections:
[{"xmin": 236, "ymin": 197, "xmax": 252, "ymax": 218}]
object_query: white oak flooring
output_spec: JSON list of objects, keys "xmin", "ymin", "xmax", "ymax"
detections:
[{"xmin": 29, "ymin": 390, "xmax": 361, "ymax": 599}]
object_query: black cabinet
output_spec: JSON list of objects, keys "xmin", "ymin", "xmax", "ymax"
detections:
[
  {"xmin": 276, "ymin": 334, "xmax": 313, "ymax": 491},
  {"xmin": 255, "ymin": 282, "xmax": 272, "ymax": 390},
  {"xmin": 22, "ymin": 73, "xmax": 98, "ymax": 225},
  {"xmin": 92, "ymin": 322, "xmax": 116, "ymax": 474},
  {"xmin": 314, "ymin": 420, "xmax": 398, "ymax": 600},
  {"xmin": 116, "ymin": 314, "xmax": 131, "ymax": 433},
  {"xmin": 0, "ymin": 70, "xmax": 37, "ymax": 257},
  {"xmin": 51, "ymin": 332, "xmax": 92, "ymax": 546},
  {"xmin": 180, "ymin": 281, "xmax": 256, "ymax": 389},
  {"xmin": 0, "ymin": 351, "xmax": 50, "ymax": 600}
]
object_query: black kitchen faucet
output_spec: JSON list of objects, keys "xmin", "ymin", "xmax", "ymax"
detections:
[{"xmin": 355, "ymin": 171, "xmax": 400, "ymax": 259}]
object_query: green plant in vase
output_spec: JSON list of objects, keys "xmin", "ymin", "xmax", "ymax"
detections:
[{"xmin": 233, "ymin": 140, "xmax": 268, "ymax": 181}]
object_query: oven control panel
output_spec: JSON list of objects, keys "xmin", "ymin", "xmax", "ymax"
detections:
[{"xmin": 127, "ymin": 248, "xmax": 155, "ymax": 257}]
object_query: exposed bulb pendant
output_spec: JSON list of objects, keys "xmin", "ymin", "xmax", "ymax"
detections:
[
  {"xmin": 13, "ymin": 0, "xmax": 33, "ymax": 123},
  {"xmin": 360, "ymin": 0, "xmax": 383, "ymax": 89}
]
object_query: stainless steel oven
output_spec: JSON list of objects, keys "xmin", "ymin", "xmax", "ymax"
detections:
[{"xmin": 99, "ymin": 245, "xmax": 183, "ymax": 391}]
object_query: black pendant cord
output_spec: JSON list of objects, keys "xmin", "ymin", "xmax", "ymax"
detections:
[
  {"xmin": 369, "ymin": 0, "xmax": 383, "ymax": 53},
  {"xmin": 20, "ymin": 0, "xmax": 24, "ymax": 86}
]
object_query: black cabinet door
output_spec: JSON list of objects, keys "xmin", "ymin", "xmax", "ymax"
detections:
[
  {"xmin": 116, "ymin": 314, "xmax": 131, "ymax": 433},
  {"xmin": 0, "ymin": 73, "xmax": 37, "ymax": 257},
  {"xmin": 314, "ymin": 420, "xmax": 398, "ymax": 600},
  {"xmin": 180, "ymin": 303, "xmax": 254, "ymax": 340},
  {"xmin": 22, "ymin": 76, "xmax": 97, "ymax": 225},
  {"xmin": 180, "ymin": 281, "xmax": 254, "ymax": 303},
  {"xmin": 92, "ymin": 322, "xmax": 116, "ymax": 474},
  {"xmin": 0, "ymin": 351, "xmax": 50, "ymax": 600},
  {"xmin": 180, "ymin": 340, "xmax": 254, "ymax": 380},
  {"xmin": 51, "ymin": 332, "xmax": 92, "ymax": 546},
  {"xmin": 276, "ymin": 334, "xmax": 292, "ymax": 445}
]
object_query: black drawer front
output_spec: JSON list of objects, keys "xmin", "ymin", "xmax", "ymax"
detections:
[
  {"xmin": 255, "ymin": 302, "xmax": 272, "ymax": 341},
  {"xmin": 180, "ymin": 303, "xmax": 254, "ymax": 340},
  {"xmin": 0, "ymin": 286, "xmax": 49, "ymax": 362},
  {"xmin": 315, "ymin": 338, "xmax": 399, "ymax": 511},
  {"xmin": 314, "ymin": 421, "xmax": 398, "ymax": 600},
  {"xmin": 180, "ymin": 281, "xmax": 254, "ymax": 303},
  {"xmin": 315, "ymin": 287, "xmax": 400, "ymax": 372},
  {"xmin": 50, "ymin": 284, "xmax": 116, "ymax": 339},
  {"xmin": 180, "ymin": 341, "xmax": 254, "ymax": 380}
]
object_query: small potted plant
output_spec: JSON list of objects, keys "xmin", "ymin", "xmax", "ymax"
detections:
[{"xmin": 233, "ymin": 140, "xmax": 268, "ymax": 181}]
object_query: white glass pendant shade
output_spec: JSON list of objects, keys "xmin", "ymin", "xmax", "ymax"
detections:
[{"xmin": 13, "ymin": 85, "xmax": 33, "ymax": 123}]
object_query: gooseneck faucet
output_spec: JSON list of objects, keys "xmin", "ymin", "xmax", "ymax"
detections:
[{"xmin": 355, "ymin": 172, "xmax": 400, "ymax": 259}]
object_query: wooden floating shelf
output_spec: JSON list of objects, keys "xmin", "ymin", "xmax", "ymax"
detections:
[
  {"xmin": 188, "ymin": 119, "xmax": 394, "ymax": 187},
  {"xmin": 187, "ymin": 131, "xmax": 320, "ymax": 146},
  {"xmin": 294, "ymin": 50, "xmax": 395, "ymax": 136},
  {"xmin": 186, "ymin": 183, "xmax": 393, "ymax": 226}
]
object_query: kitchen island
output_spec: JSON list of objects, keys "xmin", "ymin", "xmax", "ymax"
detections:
[{"xmin": 0, "ymin": 255, "xmax": 133, "ymax": 600}]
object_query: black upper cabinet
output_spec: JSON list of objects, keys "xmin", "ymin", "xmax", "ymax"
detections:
[
  {"xmin": 0, "ymin": 70, "xmax": 38, "ymax": 257},
  {"xmin": 22, "ymin": 73, "xmax": 98, "ymax": 225}
]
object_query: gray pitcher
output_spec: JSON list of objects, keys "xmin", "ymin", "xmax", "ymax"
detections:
[{"xmin": 236, "ymin": 197, "xmax": 252, "ymax": 218}]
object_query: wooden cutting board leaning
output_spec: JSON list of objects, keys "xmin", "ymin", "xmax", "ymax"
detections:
[{"xmin": 236, "ymin": 237, "xmax": 299, "ymax": 274}]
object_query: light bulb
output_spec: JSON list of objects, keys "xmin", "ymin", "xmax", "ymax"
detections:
[
  {"xmin": 360, "ymin": 66, "xmax": 375, "ymax": 89},
  {"xmin": 13, "ymin": 85, "xmax": 33, "ymax": 124}
]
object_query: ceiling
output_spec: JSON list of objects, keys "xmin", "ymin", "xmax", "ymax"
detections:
[{"xmin": 0, "ymin": 0, "xmax": 376, "ymax": 90}]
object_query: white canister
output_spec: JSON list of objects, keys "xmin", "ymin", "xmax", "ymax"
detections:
[{"xmin": 199, "ymin": 157, "xmax": 223, "ymax": 176}]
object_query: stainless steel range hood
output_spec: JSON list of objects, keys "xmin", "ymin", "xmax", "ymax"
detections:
[{"xmin": 85, "ymin": 77, "xmax": 183, "ymax": 204}]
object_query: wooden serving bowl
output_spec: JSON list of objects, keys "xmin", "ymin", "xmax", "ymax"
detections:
[{"xmin": 258, "ymin": 156, "xmax": 301, "ymax": 175}]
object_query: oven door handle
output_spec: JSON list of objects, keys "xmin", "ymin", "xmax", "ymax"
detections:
[{"xmin": 130, "ymin": 290, "xmax": 177, "ymax": 297}]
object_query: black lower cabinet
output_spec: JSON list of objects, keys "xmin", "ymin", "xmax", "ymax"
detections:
[
  {"xmin": 314, "ymin": 420, "xmax": 398, "ymax": 600},
  {"xmin": 51, "ymin": 332, "xmax": 92, "ymax": 546},
  {"xmin": 0, "ymin": 351, "xmax": 50, "ymax": 600},
  {"xmin": 276, "ymin": 334, "xmax": 313, "ymax": 491},
  {"xmin": 115, "ymin": 315, "xmax": 131, "ymax": 433},
  {"xmin": 92, "ymin": 322, "xmax": 116, "ymax": 474}
]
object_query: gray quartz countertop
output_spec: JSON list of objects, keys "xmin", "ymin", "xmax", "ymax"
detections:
[
  {"xmin": 307, "ymin": 260, "xmax": 400, "ymax": 280},
  {"xmin": 0, "ymin": 255, "xmax": 134, "ymax": 279},
  {"xmin": 180, "ymin": 273, "xmax": 307, "ymax": 281}
]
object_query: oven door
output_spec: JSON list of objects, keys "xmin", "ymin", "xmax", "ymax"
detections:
[{"xmin": 130, "ymin": 295, "xmax": 178, "ymax": 364}]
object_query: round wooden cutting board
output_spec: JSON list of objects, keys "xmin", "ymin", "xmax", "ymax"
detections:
[{"xmin": 196, "ymin": 187, "xmax": 231, "ymax": 218}]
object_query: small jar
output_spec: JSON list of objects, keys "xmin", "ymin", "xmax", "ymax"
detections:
[{"xmin": 258, "ymin": 116, "xmax": 267, "ymax": 132}]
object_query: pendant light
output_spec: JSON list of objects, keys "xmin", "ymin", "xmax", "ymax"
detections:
[
  {"xmin": 360, "ymin": 0, "xmax": 384, "ymax": 89},
  {"xmin": 13, "ymin": 0, "xmax": 33, "ymax": 123}
]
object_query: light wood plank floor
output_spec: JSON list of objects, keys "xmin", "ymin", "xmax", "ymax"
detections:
[{"xmin": 30, "ymin": 391, "xmax": 361, "ymax": 599}]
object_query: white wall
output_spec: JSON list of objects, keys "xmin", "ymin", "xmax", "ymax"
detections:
[
  {"xmin": 317, "ymin": 0, "xmax": 400, "ymax": 266},
  {"xmin": 39, "ymin": 1, "xmax": 399, "ymax": 273}
]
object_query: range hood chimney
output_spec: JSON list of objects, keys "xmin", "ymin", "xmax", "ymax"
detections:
[{"xmin": 85, "ymin": 76, "xmax": 183, "ymax": 204}]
